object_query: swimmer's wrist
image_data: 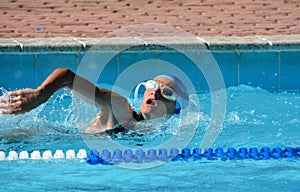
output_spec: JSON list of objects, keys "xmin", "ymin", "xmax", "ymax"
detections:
[{"xmin": 37, "ymin": 86, "xmax": 51, "ymax": 100}]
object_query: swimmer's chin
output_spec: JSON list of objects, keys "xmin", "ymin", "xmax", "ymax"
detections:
[{"xmin": 141, "ymin": 111, "xmax": 167, "ymax": 120}]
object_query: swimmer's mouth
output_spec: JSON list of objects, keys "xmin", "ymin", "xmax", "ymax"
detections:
[{"xmin": 146, "ymin": 99, "xmax": 157, "ymax": 106}]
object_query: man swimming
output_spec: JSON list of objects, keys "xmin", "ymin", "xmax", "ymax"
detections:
[{"xmin": 0, "ymin": 68, "xmax": 188, "ymax": 134}]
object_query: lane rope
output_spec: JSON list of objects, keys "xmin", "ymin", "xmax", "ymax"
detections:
[
  {"xmin": 0, "ymin": 149, "xmax": 87, "ymax": 161},
  {"xmin": 1, "ymin": 147, "xmax": 299, "ymax": 165},
  {"xmin": 86, "ymin": 147, "xmax": 300, "ymax": 165}
]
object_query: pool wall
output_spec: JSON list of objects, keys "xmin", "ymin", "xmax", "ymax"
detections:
[{"xmin": 0, "ymin": 35, "xmax": 300, "ymax": 92}]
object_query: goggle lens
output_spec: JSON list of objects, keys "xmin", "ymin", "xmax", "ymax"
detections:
[
  {"xmin": 144, "ymin": 80, "xmax": 159, "ymax": 91},
  {"xmin": 144, "ymin": 80, "xmax": 176, "ymax": 101}
]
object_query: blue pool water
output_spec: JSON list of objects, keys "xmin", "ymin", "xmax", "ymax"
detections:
[
  {"xmin": 1, "ymin": 85, "xmax": 300, "ymax": 191},
  {"xmin": 1, "ymin": 36, "xmax": 300, "ymax": 191}
]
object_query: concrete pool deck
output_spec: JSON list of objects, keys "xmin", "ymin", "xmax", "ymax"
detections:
[
  {"xmin": 1, "ymin": 0, "xmax": 300, "ymax": 51},
  {"xmin": 0, "ymin": 0, "xmax": 299, "ymax": 38}
]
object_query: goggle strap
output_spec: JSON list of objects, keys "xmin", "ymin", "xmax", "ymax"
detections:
[
  {"xmin": 133, "ymin": 82, "xmax": 145, "ymax": 102},
  {"xmin": 174, "ymin": 101, "xmax": 181, "ymax": 114}
]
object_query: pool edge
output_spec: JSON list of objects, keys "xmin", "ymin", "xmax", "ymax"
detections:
[{"xmin": 0, "ymin": 35, "xmax": 300, "ymax": 52}]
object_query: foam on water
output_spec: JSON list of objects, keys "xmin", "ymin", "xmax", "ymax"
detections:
[{"xmin": 0, "ymin": 85, "xmax": 300, "ymax": 152}]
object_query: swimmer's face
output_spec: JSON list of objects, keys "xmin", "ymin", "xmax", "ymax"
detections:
[{"xmin": 140, "ymin": 77, "xmax": 176, "ymax": 120}]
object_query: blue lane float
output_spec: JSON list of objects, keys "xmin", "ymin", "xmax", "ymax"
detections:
[{"xmin": 87, "ymin": 147, "xmax": 300, "ymax": 165}]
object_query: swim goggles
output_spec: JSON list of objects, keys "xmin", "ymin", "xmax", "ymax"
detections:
[{"xmin": 134, "ymin": 80, "xmax": 177, "ymax": 102}]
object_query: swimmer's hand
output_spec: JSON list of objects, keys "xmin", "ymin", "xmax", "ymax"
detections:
[{"xmin": 0, "ymin": 88, "xmax": 49, "ymax": 114}]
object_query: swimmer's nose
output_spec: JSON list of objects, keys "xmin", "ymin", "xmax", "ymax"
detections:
[{"xmin": 149, "ymin": 90, "xmax": 161, "ymax": 100}]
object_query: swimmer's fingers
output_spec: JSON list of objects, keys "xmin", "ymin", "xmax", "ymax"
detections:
[
  {"xmin": 0, "ymin": 98, "xmax": 23, "ymax": 109},
  {"xmin": 0, "ymin": 88, "xmax": 45, "ymax": 114},
  {"xmin": 7, "ymin": 90, "xmax": 22, "ymax": 97},
  {"xmin": 9, "ymin": 89, "xmax": 34, "ymax": 97},
  {"xmin": 0, "ymin": 96, "xmax": 22, "ymax": 103},
  {"xmin": 0, "ymin": 100, "xmax": 23, "ymax": 113},
  {"xmin": 0, "ymin": 89, "xmax": 29, "ymax": 103},
  {"xmin": 0, "ymin": 97, "xmax": 28, "ymax": 114},
  {"xmin": 0, "ymin": 106, "xmax": 23, "ymax": 114},
  {"xmin": 0, "ymin": 100, "xmax": 13, "ymax": 109},
  {"xmin": 0, "ymin": 97, "xmax": 7, "ymax": 103},
  {"xmin": 0, "ymin": 89, "xmax": 34, "ymax": 105},
  {"xmin": 0, "ymin": 94, "xmax": 11, "ymax": 103}
]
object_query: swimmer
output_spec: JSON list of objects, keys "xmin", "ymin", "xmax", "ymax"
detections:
[{"xmin": 0, "ymin": 68, "xmax": 188, "ymax": 134}]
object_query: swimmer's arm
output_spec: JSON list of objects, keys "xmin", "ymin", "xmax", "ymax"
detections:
[{"xmin": 0, "ymin": 68, "xmax": 130, "ymax": 114}]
